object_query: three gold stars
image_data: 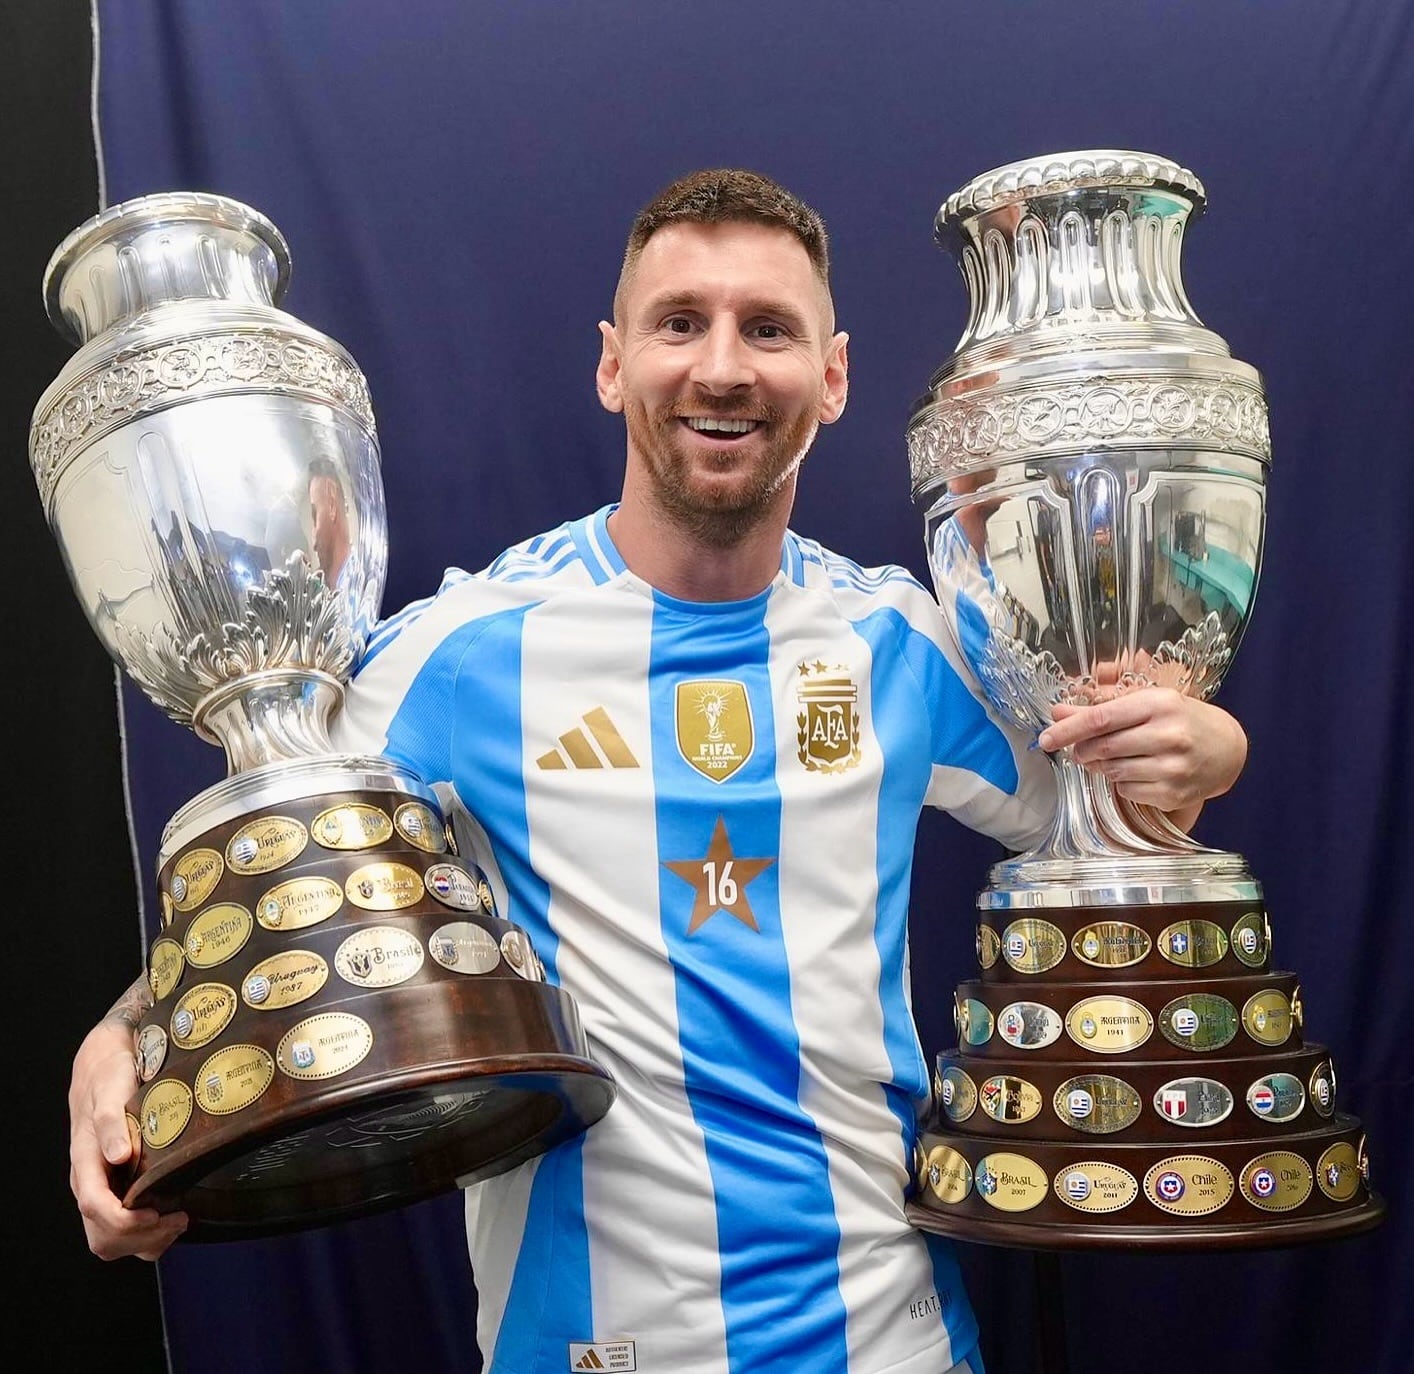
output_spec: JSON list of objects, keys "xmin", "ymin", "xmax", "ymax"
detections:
[{"xmin": 662, "ymin": 815, "xmax": 776, "ymax": 934}]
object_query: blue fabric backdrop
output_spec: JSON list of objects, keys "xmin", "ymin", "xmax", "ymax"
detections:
[{"xmin": 92, "ymin": 2, "xmax": 1412, "ymax": 1370}]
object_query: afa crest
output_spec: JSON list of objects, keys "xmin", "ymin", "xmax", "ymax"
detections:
[{"xmin": 796, "ymin": 662, "xmax": 862, "ymax": 773}]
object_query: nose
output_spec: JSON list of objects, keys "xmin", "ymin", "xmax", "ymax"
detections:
[{"xmin": 689, "ymin": 320, "xmax": 755, "ymax": 395}]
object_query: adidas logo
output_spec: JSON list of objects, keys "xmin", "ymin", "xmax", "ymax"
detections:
[
  {"xmin": 538, "ymin": 707, "xmax": 639, "ymax": 770},
  {"xmin": 568, "ymin": 1340, "xmax": 635, "ymax": 1370}
]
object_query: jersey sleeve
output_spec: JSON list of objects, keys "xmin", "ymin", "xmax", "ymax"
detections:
[
  {"xmin": 331, "ymin": 575, "xmax": 495, "ymax": 787},
  {"xmin": 887, "ymin": 571, "xmax": 1055, "ymax": 852}
]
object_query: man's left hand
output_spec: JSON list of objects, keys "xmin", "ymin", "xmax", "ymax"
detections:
[{"xmin": 1037, "ymin": 687, "xmax": 1247, "ymax": 830}]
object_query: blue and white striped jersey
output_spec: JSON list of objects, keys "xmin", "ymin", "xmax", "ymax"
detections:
[{"xmin": 335, "ymin": 506, "xmax": 1055, "ymax": 1374}]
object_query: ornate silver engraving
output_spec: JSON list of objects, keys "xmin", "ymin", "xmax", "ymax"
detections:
[
  {"xmin": 32, "ymin": 331, "xmax": 375, "ymax": 505},
  {"xmin": 978, "ymin": 612, "xmax": 1233, "ymax": 738},
  {"xmin": 1124, "ymin": 614, "xmax": 1232, "ymax": 702},
  {"xmin": 909, "ymin": 374, "xmax": 1270, "ymax": 488},
  {"xmin": 115, "ymin": 553, "xmax": 354, "ymax": 728}
]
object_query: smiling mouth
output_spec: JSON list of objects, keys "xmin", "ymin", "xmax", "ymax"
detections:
[{"xmin": 680, "ymin": 416, "xmax": 763, "ymax": 437}]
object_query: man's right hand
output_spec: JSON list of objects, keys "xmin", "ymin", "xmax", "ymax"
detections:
[{"xmin": 69, "ymin": 1017, "xmax": 188, "ymax": 1259}]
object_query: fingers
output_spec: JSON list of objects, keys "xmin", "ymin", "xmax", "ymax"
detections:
[
  {"xmin": 1037, "ymin": 690, "xmax": 1247, "ymax": 813},
  {"xmin": 92, "ymin": 1070, "xmax": 138, "ymax": 1167},
  {"xmin": 69, "ymin": 1019, "xmax": 188, "ymax": 1260},
  {"xmin": 70, "ymin": 1124, "xmax": 189, "ymax": 1260},
  {"xmin": 1038, "ymin": 690, "xmax": 1177, "ymax": 753}
]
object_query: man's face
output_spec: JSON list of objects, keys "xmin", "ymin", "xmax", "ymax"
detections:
[
  {"xmin": 597, "ymin": 221, "xmax": 847, "ymax": 546},
  {"xmin": 308, "ymin": 474, "xmax": 344, "ymax": 572}
]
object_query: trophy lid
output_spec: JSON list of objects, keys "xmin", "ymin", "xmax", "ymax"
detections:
[
  {"xmin": 935, "ymin": 150, "xmax": 1206, "ymax": 245},
  {"xmin": 42, "ymin": 191, "xmax": 292, "ymax": 344}
]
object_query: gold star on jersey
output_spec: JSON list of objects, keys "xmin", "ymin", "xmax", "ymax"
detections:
[{"xmin": 662, "ymin": 816, "xmax": 776, "ymax": 934}]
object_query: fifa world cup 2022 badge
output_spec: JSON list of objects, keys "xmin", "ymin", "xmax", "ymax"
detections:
[
  {"xmin": 796, "ymin": 661, "xmax": 862, "ymax": 773},
  {"xmin": 677, "ymin": 680, "xmax": 754, "ymax": 782}
]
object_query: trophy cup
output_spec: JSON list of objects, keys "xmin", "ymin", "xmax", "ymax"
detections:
[
  {"xmin": 29, "ymin": 193, "xmax": 615, "ymax": 1239},
  {"xmin": 905, "ymin": 152, "xmax": 1382, "ymax": 1246}
]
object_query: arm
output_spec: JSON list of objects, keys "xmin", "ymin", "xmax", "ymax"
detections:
[
  {"xmin": 69, "ymin": 972, "xmax": 188, "ymax": 1260},
  {"xmin": 1037, "ymin": 687, "xmax": 1248, "ymax": 831}
]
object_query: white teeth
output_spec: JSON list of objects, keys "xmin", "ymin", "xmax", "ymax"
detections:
[{"xmin": 685, "ymin": 417, "xmax": 759, "ymax": 434}]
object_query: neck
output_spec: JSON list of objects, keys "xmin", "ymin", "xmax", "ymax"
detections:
[{"xmin": 608, "ymin": 484, "xmax": 792, "ymax": 602}]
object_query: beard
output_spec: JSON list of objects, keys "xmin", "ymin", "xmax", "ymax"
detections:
[{"xmin": 624, "ymin": 393, "xmax": 820, "ymax": 549}]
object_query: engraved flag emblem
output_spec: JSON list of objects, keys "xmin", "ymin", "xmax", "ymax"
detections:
[
  {"xmin": 796, "ymin": 661, "xmax": 861, "ymax": 772},
  {"xmin": 676, "ymin": 680, "xmax": 753, "ymax": 782}
]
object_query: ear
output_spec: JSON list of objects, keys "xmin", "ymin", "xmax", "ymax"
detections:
[
  {"xmin": 818, "ymin": 331, "xmax": 849, "ymax": 425},
  {"xmin": 596, "ymin": 320, "xmax": 624, "ymax": 413}
]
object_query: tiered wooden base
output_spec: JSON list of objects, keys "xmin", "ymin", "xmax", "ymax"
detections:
[
  {"xmin": 127, "ymin": 776, "xmax": 615, "ymax": 1240},
  {"xmin": 908, "ymin": 898, "xmax": 1384, "ymax": 1250}
]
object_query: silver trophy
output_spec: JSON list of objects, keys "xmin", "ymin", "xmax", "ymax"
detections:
[
  {"xmin": 906, "ymin": 153, "xmax": 1381, "ymax": 1246},
  {"xmin": 910, "ymin": 150, "xmax": 1268, "ymax": 900},
  {"xmin": 30, "ymin": 193, "xmax": 614, "ymax": 1238}
]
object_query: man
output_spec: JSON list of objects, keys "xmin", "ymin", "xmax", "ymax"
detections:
[
  {"xmin": 68, "ymin": 170, "xmax": 1247, "ymax": 1373},
  {"xmin": 307, "ymin": 454, "xmax": 353, "ymax": 589}
]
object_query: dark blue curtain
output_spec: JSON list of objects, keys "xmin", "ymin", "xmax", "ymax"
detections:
[{"xmin": 93, "ymin": 2, "xmax": 1412, "ymax": 1370}]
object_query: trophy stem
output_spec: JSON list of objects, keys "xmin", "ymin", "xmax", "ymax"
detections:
[
  {"xmin": 988, "ymin": 753, "xmax": 1248, "ymax": 899},
  {"xmin": 1043, "ymin": 753, "xmax": 1202, "ymax": 859},
  {"xmin": 1119, "ymin": 797, "xmax": 1206, "ymax": 851},
  {"xmin": 1046, "ymin": 752, "xmax": 1124, "ymax": 858},
  {"xmin": 192, "ymin": 667, "xmax": 344, "ymax": 774}
]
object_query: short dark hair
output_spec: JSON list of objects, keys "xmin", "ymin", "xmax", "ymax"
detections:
[{"xmin": 619, "ymin": 168, "xmax": 831, "ymax": 294}]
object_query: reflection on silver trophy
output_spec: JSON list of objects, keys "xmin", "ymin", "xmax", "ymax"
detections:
[
  {"xmin": 29, "ymin": 194, "xmax": 613, "ymax": 1238},
  {"xmin": 909, "ymin": 151, "xmax": 1268, "ymax": 895}
]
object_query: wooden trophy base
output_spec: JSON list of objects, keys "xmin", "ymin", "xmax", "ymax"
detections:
[
  {"xmin": 128, "ymin": 773, "xmax": 615, "ymax": 1240},
  {"xmin": 910, "ymin": 894, "xmax": 1383, "ymax": 1252}
]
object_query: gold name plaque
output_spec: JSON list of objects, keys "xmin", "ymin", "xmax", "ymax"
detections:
[
  {"xmin": 1143, "ymin": 1156, "xmax": 1234, "ymax": 1216},
  {"xmin": 242, "ymin": 950, "xmax": 329, "ymax": 1010},
  {"xmin": 257, "ymin": 876, "xmax": 344, "ymax": 931},
  {"xmin": 227, "ymin": 815, "xmax": 309, "ymax": 875},
  {"xmin": 312, "ymin": 803, "xmax": 394, "ymax": 851},
  {"xmin": 394, "ymin": 802, "xmax": 447, "ymax": 853},
  {"xmin": 1239, "ymin": 1150, "xmax": 1313, "ymax": 1212},
  {"xmin": 346, "ymin": 861, "xmax": 425, "ymax": 911},
  {"xmin": 170, "ymin": 982, "xmax": 237, "ymax": 1050},
  {"xmin": 923, "ymin": 1146, "xmax": 974, "ymax": 1204},
  {"xmin": 148, "ymin": 938, "xmax": 185, "ymax": 1001},
  {"xmin": 169, "ymin": 848, "xmax": 222, "ymax": 912},
  {"xmin": 1054, "ymin": 1161, "xmax": 1139, "ymax": 1214},
  {"xmin": 1065, "ymin": 996, "xmax": 1153, "ymax": 1053},
  {"xmin": 277, "ymin": 1012, "xmax": 375, "ymax": 1081},
  {"xmin": 184, "ymin": 902, "xmax": 253, "ymax": 968},
  {"xmin": 194, "ymin": 1044, "xmax": 276, "ymax": 1116},
  {"xmin": 140, "ymin": 1079, "xmax": 193, "ymax": 1150},
  {"xmin": 976, "ymin": 1152, "xmax": 1048, "ymax": 1212}
]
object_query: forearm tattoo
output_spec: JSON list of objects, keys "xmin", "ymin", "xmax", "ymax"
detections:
[{"xmin": 104, "ymin": 972, "xmax": 153, "ymax": 1031}]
